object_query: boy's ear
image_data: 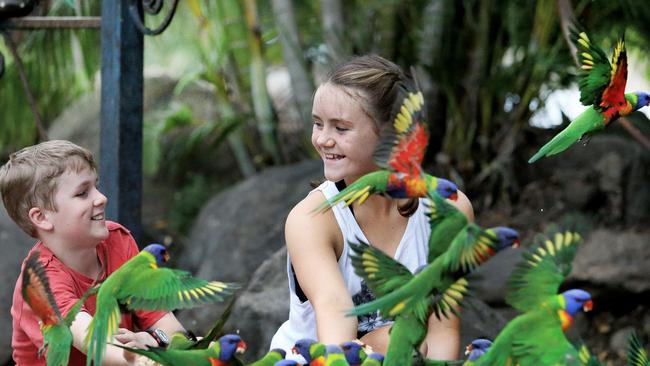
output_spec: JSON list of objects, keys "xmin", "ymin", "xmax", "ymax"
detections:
[{"xmin": 28, "ymin": 207, "xmax": 54, "ymax": 232}]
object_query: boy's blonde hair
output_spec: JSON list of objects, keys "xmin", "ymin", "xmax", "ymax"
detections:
[{"xmin": 0, "ymin": 140, "xmax": 97, "ymax": 237}]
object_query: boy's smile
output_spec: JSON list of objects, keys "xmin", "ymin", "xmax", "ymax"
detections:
[{"xmin": 45, "ymin": 166, "xmax": 109, "ymax": 248}]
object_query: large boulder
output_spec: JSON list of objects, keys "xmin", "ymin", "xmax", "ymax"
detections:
[
  {"xmin": 175, "ymin": 160, "xmax": 322, "ymax": 337},
  {"xmin": 0, "ymin": 204, "xmax": 36, "ymax": 363}
]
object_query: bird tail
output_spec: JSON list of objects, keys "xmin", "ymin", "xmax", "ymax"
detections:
[
  {"xmin": 312, "ymin": 177, "xmax": 379, "ymax": 214},
  {"xmin": 85, "ymin": 300, "xmax": 121, "ymax": 366}
]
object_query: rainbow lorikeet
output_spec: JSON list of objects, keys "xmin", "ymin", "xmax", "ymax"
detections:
[
  {"xmin": 361, "ymin": 353, "xmax": 385, "ymax": 366},
  {"xmin": 347, "ymin": 223, "xmax": 518, "ymax": 366},
  {"xmin": 315, "ymin": 79, "xmax": 459, "ymax": 213},
  {"xmin": 114, "ymin": 333, "xmax": 246, "ymax": 366},
  {"xmin": 293, "ymin": 338, "xmax": 326, "ymax": 366},
  {"xmin": 529, "ymin": 29, "xmax": 650, "ymax": 163},
  {"xmin": 472, "ymin": 227, "xmax": 593, "ymax": 366},
  {"xmin": 20, "ymin": 251, "xmax": 98, "ymax": 366},
  {"xmin": 341, "ymin": 341, "xmax": 367, "ymax": 366},
  {"xmin": 276, "ymin": 360, "xmax": 304, "ymax": 366},
  {"xmin": 84, "ymin": 243, "xmax": 239, "ymax": 366},
  {"xmin": 248, "ymin": 348, "xmax": 287, "ymax": 366},
  {"xmin": 325, "ymin": 345, "xmax": 351, "ymax": 366},
  {"xmin": 628, "ymin": 331, "xmax": 649, "ymax": 366},
  {"xmin": 420, "ymin": 338, "xmax": 491, "ymax": 366}
]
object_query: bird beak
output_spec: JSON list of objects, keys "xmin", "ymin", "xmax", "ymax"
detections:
[
  {"xmin": 449, "ymin": 192, "xmax": 458, "ymax": 201},
  {"xmin": 583, "ymin": 299, "xmax": 593, "ymax": 312},
  {"xmin": 464, "ymin": 344, "xmax": 473, "ymax": 356},
  {"xmin": 512, "ymin": 239, "xmax": 520, "ymax": 248},
  {"xmin": 163, "ymin": 252, "xmax": 170, "ymax": 263},
  {"xmin": 291, "ymin": 346, "xmax": 298, "ymax": 355},
  {"xmin": 236, "ymin": 340, "xmax": 247, "ymax": 354}
]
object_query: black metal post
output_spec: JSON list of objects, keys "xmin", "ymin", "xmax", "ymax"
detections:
[{"xmin": 100, "ymin": 0, "xmax": 143, "ymax": 242}]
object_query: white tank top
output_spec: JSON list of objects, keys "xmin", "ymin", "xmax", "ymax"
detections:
[{"xmin": 269, "ymin": 180, "xmax": 431, "ymax": 360}]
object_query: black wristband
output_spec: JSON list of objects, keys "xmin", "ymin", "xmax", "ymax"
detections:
[{"xmin": 145, "ymin": 328, "xmax": 169, "ymax": 348}]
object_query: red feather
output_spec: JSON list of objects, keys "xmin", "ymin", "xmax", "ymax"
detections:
[
  {"xmin": 21, "ymin": 253, "xmax": 61, "ymax": 327},
  {"xmin": 600, "ymin": 40, "xmax": 629, "ymax": 123},
  {"xmin": 388, "ymin": 123, "xmax": 428, "ymax": 175}
]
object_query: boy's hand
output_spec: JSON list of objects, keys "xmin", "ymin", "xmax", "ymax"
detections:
[{"xmin": 114, "ymin": 328, "xmax": 158, "ymax": 349}]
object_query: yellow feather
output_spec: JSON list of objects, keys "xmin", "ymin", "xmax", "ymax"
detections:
[
  {"xmin": 357, "ymin": 191, "xmax": 371, "ymax": 205},
  {"xmin": 190, "ymin": 289, "xmax": 200, "ymax": 299},
  {"xmin": 538, "ymin": 247, "xmax": 547, "ymax": 256},
  {"xmin": 581, "ymin": 65, "xmax": 593, "ymax": 70},
  {"xmin": 389, "ymin": 302, "xmax": 406, "ymax": 316},
  {"xmin": 546, "ymin": 240, "xmax": 555, "ymax": 256},
  {"xmin": 582, "ymin": 59, "xmax": 594, "ymax": 65},
  {"xmin": 581, "ymin": 52, "xmax": 593, "ymax": 61}
]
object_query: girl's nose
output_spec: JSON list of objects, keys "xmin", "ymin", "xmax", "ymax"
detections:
[{"xmin": 316, "ymin": 132, "xmax": 335, "ymax": 147}]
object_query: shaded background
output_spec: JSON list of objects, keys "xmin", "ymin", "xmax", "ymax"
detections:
[{"xmin": 1, "ymin": 0, "xmax": 649, "ymax": 365}]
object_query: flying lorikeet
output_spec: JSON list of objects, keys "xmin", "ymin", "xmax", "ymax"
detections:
[
  {"xmin": 471, "ymin": 227, "xmax": 593, "ymax": 366},
  {"xmin": 325, "ymin": 345, "xmax": 351, "ymax": 366},
  {"xmin": 528, "ymin": 29, "xmax": 650, "ymax": 163},
  {"xmin": 293, "ymin": 338, "xmax": 326, "ymax": 366},
  {"xmin": 275, "ymin": 360, "xmax": 304, "ymax": 366},
  {"xmin": 247, "ymin": 348, "xmax": 287, "ymax": 366},
  {"xmin": 84, "ymin": 243, "xmax": 239, "ymax": 366},
  {"xmin": 20, "ymin": 251, "xmax": 99, "ymax": 366},
  {"xmin": 347, "ymin": 224, "xmax": 519, "ymax": 366},
  {"xmin": 341, "ymin": 341, "xmax": 367, "ymax": 366},
  {"xmin": 314, "ymin": 78, "xmax": 459, "ymax": 213},
  {"xmin": 114, "ymin": 333, "xmax": 246, "ymax": 366},
  {"xmin": 418, "ymin": 338, "xmax": 491, "ymax": 366},
  {"xmin": 627, "ymin": 331, "xmax": 649, "ymax": 366}
]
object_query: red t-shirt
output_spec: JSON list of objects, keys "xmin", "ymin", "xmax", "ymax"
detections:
[{"xmin": 11, "ymin": 221, "xmax": 166, "ymax": 365}]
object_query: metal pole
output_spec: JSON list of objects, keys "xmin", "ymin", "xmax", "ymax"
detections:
[{"xmin": 100, "ymin": 0, "xmax": 143, "ymax": 242}]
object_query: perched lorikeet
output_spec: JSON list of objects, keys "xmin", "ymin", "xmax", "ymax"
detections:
[
  {"xmin": 248, "ymin": 348, "xmax": 287, "ymax": 366},
  {"xmin": 315, "ymin": 78, "xmax": 459, "ymax": 213},
  {"xmin": 275, "ymin": 360, "xmax": 304, "ymax": 366},
  {"xmin": 20, "ymin": 251, "xmax": 98, "ymax": 366},
  {"xmin": 325, "ymin": 345, "xmax": 351, "ymax": 366},
  {"xmin": 361, "ymin": 353, "xmax": 385, "ymax": 366},
  {"xmin": 627, "ymin": 331, "xmax": 649, "ymax": 366},
  {"xmin": 114, "ymin": 333, "xmax": 246, "ymax": 366},
  {"xmin": 293, "ymin": 338, "xmax": 326, "ymax": 366},
  {"xmin": 341, "ymin": 341, "xmax": 367, "ymax": 366},
  {"xmin": 85, "ymin": 243, "xmax": 239, "ymax": 366},
  {"xmin": 472, "ymin": 227, "xmax": 593, "ymax": 366},
  {"xmin": 529, "ymin": 29, "xmax": 650, "ymax": 163},
  {"xmin": 347, "ymin": 223, "xmax": 518, "ymax": 366},
  {"xmin": 463, "ymin": 339, "xmax": 492, "ymax": 363}
]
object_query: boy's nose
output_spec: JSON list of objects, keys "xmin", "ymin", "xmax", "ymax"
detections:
[{"xmin": 94, "ymin": 190, "xmax": 107, "ymax": 206}]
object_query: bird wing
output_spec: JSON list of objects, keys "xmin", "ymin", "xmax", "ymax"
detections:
[
  {"xmin": 574, "ymin": 30, "xmax": 628, "ymax": 112},
  {"xmin": 506, "ymin": 227, "xmax": 582, "ymax": 312},
  {"xmin": 442, "ymin": 224, "xmax": 498, "ymax": 273},
  {"xmin": 121, "ymin": 266, "xmax": 239, "ymax": 311},
  {"xmin": 21, "ymin": 251, "xmax": 64, "ymax": 326},
  {"xmin": 627, "ymin": 331, "xmax": 649, "ymax": 366},
  {"xmin": 425, "ymin": 191, "xmax": 467, "ymax": 263},
  {"xmin": 373, "ymin": 79, "xmax": 428, "ymax": 175},
  {"xmin": 348, "ymin": 239, "xmax": 414, "ymax": 297}
]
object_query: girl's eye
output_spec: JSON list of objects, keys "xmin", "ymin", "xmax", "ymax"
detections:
[
  {"xmin": 313, "ymin": 121, "xmax": 323, "ymax": 128},
  {"xmin": 336, "ymin": 126, "xmax": 349, "ymax": 132}
]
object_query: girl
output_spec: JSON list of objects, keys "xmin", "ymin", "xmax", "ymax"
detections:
[{"xmin": 271, "ymin": 55, "xmax": 474, "ymax": 360}]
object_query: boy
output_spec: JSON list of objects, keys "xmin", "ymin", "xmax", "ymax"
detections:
[{"xmin": 1, "ymin": 140, "xmax": 187, "ymax": 365}]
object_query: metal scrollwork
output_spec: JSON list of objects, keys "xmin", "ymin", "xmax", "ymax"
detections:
[{"xmin": 128, "ymin": 0, "xmax": 178, "ymax": 36}]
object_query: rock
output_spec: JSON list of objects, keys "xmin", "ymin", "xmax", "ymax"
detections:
[
  {"xmin": 0, "ymin": 203, "xmax": 36, "ymax": 363},
  {"xmin": 609, "ymin": 326, "xmax": 635, "ymax": 359},
  {"xmin": 569, "ymin": 229, "xmax": 650, "ymax": 293}
]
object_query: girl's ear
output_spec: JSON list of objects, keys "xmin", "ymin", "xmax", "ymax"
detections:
[{"xmin": 28, "ymin": 207, "xmax": 54, "ymax": 232}]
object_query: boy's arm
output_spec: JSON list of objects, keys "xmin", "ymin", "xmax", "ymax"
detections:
[
  {"xmin": 70, "ymin": 311, "xmax": 142, "ymax": 366},
  {"xmin": 147, "ymin": 311, "xmax": 186, "ymax": 336}
]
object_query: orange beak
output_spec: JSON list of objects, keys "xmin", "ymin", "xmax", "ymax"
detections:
[
  {"xmin": 512, "ymin": 239, "xmax": 521, "ymax": 248},
  {"xmin": 449, "ymin": 192, "xmax": 458, "ymax": 201},
  {"xmin": 163, "ymin": 251, "xmax": 170, "ymax": 263},
  {"xmin": 236, "ymin": 340, "xmax": 247, "ymax": 354},
  {"xmin": 583, "ymin": 299, "xmax": 593, "ymax": 312},
  {"xmin": 464, "ymin": 344, "xmax": 473, "ymax": 356}
]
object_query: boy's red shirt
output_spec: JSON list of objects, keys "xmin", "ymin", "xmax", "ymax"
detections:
[{"xmin": 11, "ymin": 221, "xmax": 166, "ymax": 365}]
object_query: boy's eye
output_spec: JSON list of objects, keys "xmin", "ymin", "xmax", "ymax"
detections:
[{"xmin": 76, "ymin": 191, "xmax": 88, "ymax": 197}]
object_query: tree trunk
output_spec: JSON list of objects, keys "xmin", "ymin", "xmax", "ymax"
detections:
[
  {"xmin": 271, "ymin": 0, "xmax": 315, "ymax": 137},
  {"xmin": 243, "ymin": 0, "xmax": 282, "ymax": 164},
  {"xmin": 320, "ymin": 0, "xmax": 348, "ymax": 63}
]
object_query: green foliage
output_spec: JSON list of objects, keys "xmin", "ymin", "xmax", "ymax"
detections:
[
  {"xmin": 0, "ymin": 0, "xmax": 101, "ymax": 153},
  {"xmin": 168, "ymin": 174, "xmax": 224, "ymax": 235}
]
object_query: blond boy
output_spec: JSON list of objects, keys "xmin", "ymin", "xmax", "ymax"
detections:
[{"xmin": 1, "ymin": 140, "xmax": 186, "ymax": 365}]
